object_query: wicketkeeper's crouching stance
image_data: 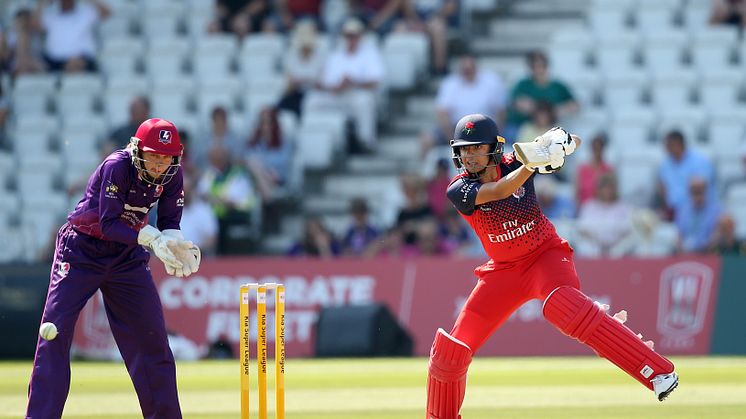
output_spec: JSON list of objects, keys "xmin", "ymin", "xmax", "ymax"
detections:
[
  {"xmin": 26, "ymin": 119, "xmax": 200, "ymax": 419},
  {"xmin": 425, "ymin": 114, "xmax": 678, "ymax": 419}
]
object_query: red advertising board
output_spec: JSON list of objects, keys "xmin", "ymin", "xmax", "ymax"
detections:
[{"xmin": 72, "ymin": 256, "xmax": 720, "ymax": 359}]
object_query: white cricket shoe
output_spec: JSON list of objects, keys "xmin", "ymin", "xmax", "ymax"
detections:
[{"xmin": 652, "ymin": 372, "xmax": 678, "ymax": 401}]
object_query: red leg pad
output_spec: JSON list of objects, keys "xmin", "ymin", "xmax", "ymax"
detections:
[
  {"xmin": 543, "ymin": 286, "xmax": 674, "ymax": 390},
  {"xmin": 426, "ymin": 328, "xmax": 472, "ymax": 419}
]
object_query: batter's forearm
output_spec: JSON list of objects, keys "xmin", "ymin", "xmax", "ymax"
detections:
[{"xmin": 475, "ymin": 166, "xmax": 534, "ymax": 204}]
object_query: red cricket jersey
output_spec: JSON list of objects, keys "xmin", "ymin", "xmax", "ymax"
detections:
[{"xmin": 446, "ymin": 153, "xmax": 559, "ymax": 263}]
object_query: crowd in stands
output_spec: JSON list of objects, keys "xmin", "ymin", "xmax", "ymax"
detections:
[{"xmin": 1, "ymin": 0, "xmax": 745, "ymax": 263}]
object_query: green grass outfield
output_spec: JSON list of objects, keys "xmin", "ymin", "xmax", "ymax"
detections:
[{"xmin": 1, "ymin": 356, "xmax": 744, "ymax": 418}]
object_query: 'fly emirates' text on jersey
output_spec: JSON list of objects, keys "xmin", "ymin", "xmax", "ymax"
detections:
[
  {"xmin": 446, "ymin": 153, "xmax": 558, "ymax": 263},
  {"xmin": 67, "ymin": 149, "xmax": 184, "ymax": 245}
]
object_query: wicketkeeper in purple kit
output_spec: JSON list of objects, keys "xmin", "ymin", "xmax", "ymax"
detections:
[{"xmin": 25, "ymin": 118, "xmax": 201, "ymax": 419}]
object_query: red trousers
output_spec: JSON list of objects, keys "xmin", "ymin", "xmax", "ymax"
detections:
[{"xmin": 451, "ymin": 237, "xmax": 579, "ymax": 352}]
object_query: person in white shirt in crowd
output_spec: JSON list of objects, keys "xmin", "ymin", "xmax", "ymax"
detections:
[
  {"xmin": 576, "ymin": 173, "xmax": 634, "ymax": 257},
  {"xmin": 419, "ymin": 54, "xmax": 507, "ymax": 157},
  {"xmin": 278, "ymin": 20, "xmax": 326, "ymax": 118},
  {"xmin": 179, "ymin": 174, "xmax": 219, "ymax": 256},
  {"xmin": 33, "ymin": 0, "xmax": 110, "ymax": 72},
  {"xmin": 304, "ymin": 17, "xmax": 385, "ymax": 153}
]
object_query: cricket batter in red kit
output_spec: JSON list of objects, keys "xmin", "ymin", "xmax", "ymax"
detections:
[
  {"xmin": 425, "ymin": 114, "xmax": 678, "ymax": 419},
  {"xmin": 26, "ymin": 118, "xmax": 201, "ymax": 419}
]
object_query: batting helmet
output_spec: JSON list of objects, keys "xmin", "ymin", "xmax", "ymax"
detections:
[
  {"xmin": 450, "ymin": 114, "xmax": 505, "ymax": 170},
  {"xmin": 129, "ymin": 118, "xmax": 182, "ymax": 186}
]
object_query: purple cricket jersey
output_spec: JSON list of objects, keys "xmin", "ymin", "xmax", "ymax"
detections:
[
  {"xmin": 68, "ymin": 149, "xmax": 184, "ymax": 244},
  {"xmin": 26, "ymin": 147, "xmax": 185, "ymax": 418}
]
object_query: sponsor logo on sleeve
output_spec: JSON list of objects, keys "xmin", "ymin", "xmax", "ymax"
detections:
[
  {"xmin": 104, "ymin": 182, "xmax": 119, "ymax": 198},
  {"xmin": 176, "ymin": 190, "xmax": 185, "ymax": 207},
  {"xmin": 459, "ymin": 181, "xmax": 475, "ymax": 203}
]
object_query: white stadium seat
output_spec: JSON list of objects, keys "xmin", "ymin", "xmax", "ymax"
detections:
[
  {"xmin": 139, "ymin": 2, "xmax": 184, "ymax": 39},
  {"xmin": 682, "ymin": 4, "xmax": 711, "ymax": 31},
  {"xmin": 690, "ymin": 27, "xmax": 739, "ymax": 71},
  {"xmin": 193, "ymin": 35, "xmax": 239, "ymax": 80},
  {"xmin": 11, "ymin": 74, "xmax": 57, "ymax": 116},
  {"xmin": 595, "ymin": 32, "xmax": 640, "ymax": 73},
  {"xmin": 642, "ymin": 30, "xmax": 688, "ymax": 70},
  {"xmin": 10, "ymin": 130, "xmax": 51, "ymax": 156},
  {"xmin": 98, "ymin": 36, "xmax": 143, "ymax": 77},
  {"xmin": 707, "ymin": 121, "xmax": 745, "ymax": 154},
  {"xmin": 562, "ymin": 71, "xmax": 601, "ymax": 108},
  {"xmin": 602, "ymin": 70, "xmax": 647, "ymax": 108},
  {"xmin": 98, "ymin": 15, "xmax": 133, "ymax": 38},
  {"xmin": 145, "ymin": 38, "xmax": 190, "ymax": 80},
  {"xmin": 17, "ymin": 173, "xmax": 55, "ymax": 194},
  {"xmin": 588, "ymin": 7, "xmax": 630, "ymax": 35},
  {"xmin": 294, "ymin": 128, "xmax": 335, "ymax": 169},
  {"xmin": 238, "ymin": 34, "xmax": 285, "ymax": 82},
  {"xmin": 150, "ymin": 77, "xmax": 195, "ymax": 118},
  {"xmin": 699, "ymin": 68, "xmax": 744, "ymax": 111},
  {"xmin": 13, "ymin": 73, "xmax": 58, "ymax": 94},
  {"xmin": 103, "ymin": 76, "xmax": 149, "ymax": 124},
  {"xmin": 300, "ymin": 110, "xmax": 347, "ymax": 150},
  {"xmin": 549, "ymin": 28, "xmax": 593, "ymax": 77},
  {"xmin": 649, "ymin": 69, "xmax": 697, "ymax": 111},
  {"xmin": 383, "ymin": 32, "xmax": 429, "ymax": 75},
  {"xmin": 634, "ymin": 0, "xmax": 680, "ymax": 31}
]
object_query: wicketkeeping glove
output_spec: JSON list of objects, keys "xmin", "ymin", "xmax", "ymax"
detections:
[
  {"xmin": 163, "ymin": 230, "xmax": 201, "ymax": 277},
  {"xmin": 137, "ymin": 225, "xmax": 183, "ymax": 269}
]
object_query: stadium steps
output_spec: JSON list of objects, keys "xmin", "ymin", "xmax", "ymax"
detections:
[{"xmin": 473, "ymin": 0, "xmax": 588, "ymax": 56}]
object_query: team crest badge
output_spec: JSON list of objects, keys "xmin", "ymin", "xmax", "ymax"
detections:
[
  {"xmin": 58, "ymin": 261, "xmax": 70, "ymax": 278},
  {"xmin": 159, "ymin": 130, "xmax": 172, "ymax": 144},
  {"xmin": 463, "ymin": 121, "xmax": 474, "ymax": 135},
  {"xmin": 512, "ymin": 186, "xmax": 525, "ymax": 200},
  {"xmin": 154, "ymin": 185, "xmax": 163, "ymax": 197}
]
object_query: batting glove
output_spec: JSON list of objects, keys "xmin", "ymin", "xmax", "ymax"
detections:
[
  {"xmin": 536, "ymin": 142, "xmax": 566, "ymax": 174},
  {"xmin": 513, "ymin": 137, "xmax": 553, "ymax": 169},
  {"xmin": 543, "ymin": 126, "xmax": 576, "ymax": 156}
]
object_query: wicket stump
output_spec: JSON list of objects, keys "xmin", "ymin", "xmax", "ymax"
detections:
[{"xmin": 240, "ymin": 283, "xmax": 285, "ymax": 419}]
